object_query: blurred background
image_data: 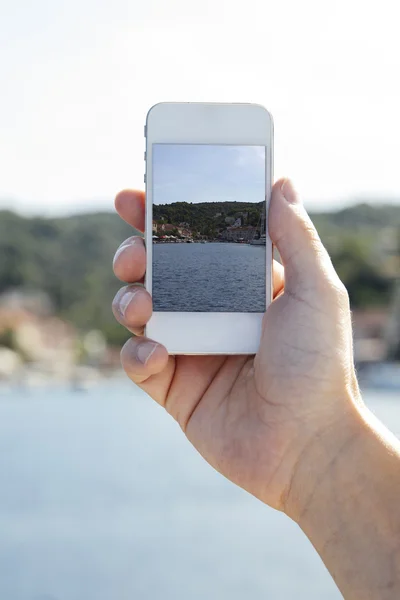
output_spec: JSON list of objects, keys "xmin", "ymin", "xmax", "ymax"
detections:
[{"xmin": 0, "ymin": 0, "xmax": 399, "ymax": 598}]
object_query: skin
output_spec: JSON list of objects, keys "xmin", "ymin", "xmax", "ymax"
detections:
[{"xmin": 112, "ymin": 178, "xmax": 400, "ymax": 599}]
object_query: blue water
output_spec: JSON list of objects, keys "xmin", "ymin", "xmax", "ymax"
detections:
[
  {"xmin": 0, "ymin": 381, "xmax": 398, "ymax": 600},
  {"xmin": 153, "ymin": 243, "xmax": 266, "ymax": 312}
]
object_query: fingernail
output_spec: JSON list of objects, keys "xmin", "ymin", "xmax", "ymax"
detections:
[
  {"xmin": 136, "ymin": 341, "xmax": 158, "ymax": 364},
  {"xmin": 281, "ymin": 179, "xmax": 301, "ymax": 205},
  {"xmin": 113, "ymin": 238, "xmax": 140, "ymax": 267},
  {"xmin": 118, "ymin": 289, "xmax": 140, "ymax": 318}
]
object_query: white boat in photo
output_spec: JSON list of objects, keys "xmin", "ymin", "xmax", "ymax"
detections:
[
  {"xmin": 250, "ymin": 234, "xmax": 266, "ymax": 246},
  {"xmin": 249, "ymin": 204, "xmax": 266, "ymax": 245}
]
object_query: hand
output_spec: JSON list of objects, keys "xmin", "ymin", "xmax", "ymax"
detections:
[{"xmin": 112, "ymin": 179, "xmax": 361, "ymax": 516}]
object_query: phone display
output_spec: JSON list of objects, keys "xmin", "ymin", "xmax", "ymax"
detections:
[{"xmin": 152, "ymin": 144, "xmax": 266, "ymax": 313}]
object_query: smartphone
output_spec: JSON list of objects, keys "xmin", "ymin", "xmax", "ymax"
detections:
[{"xmin": 144, "ymin": 102, "xmax": 273, "ymax": 354}]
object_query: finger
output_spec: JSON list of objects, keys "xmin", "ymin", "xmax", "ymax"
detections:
[
  {"xmin": 272, "ymin": 259, "xmax": 284, "ymax": 298},
  {"xmin": 269, "ymin": 179, "xmax": 339, "ymax": 289},
  {"xmin": 112, "ymin": 285, "xmax": 152, "ymax": 334},
  {"xmin": 113, "ymin": 236, "xmax": 146, "ymax": 283},
  {"xmin": 121, "ymin": 336, "xmax": 173, "ymax": 403},
  {"xmin": 115, "ymin": 189, "xmax": 145, "ymax": 233}
]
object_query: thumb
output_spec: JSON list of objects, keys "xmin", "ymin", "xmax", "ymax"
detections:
[{"xmin": 269, "ymin": 179, "xmax": 339, "ymax": 290}]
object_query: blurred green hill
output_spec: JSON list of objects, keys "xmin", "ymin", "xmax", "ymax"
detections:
[
  {"xmin": 312, "ymin": 204, "xmax": 399, "ymax": 308},
  {"xmin": 312, "ymin": 203, "xmax": 400, "ymax": 230},
  {"xmin": 0, "ymin": 210, "xmax": 136, "ymax": 346},
  {"xmin": 0, "ymin": 203, "xmax": 398, "ymax": 346}
]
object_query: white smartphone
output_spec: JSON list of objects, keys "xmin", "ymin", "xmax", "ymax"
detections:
[{"xmin": 144, "ymin": 102, "xmax": 273, "ymax": 355}]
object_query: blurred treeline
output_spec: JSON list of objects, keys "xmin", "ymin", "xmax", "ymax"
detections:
[
  {"xmin": 0, "ymin": 211, "xmax": 135, "ymax": 346},
  {"xmin": 0, "ymin": 204, "xmax": 399, "ymax": 346},
  {"xmin": 312, "ymin": 204, "xmax": 399, "ymax": 307}
]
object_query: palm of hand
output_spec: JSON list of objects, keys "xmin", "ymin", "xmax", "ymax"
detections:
[{"xmin": 165, "ymin": 282, "xmax": 350, "ymax": 511}]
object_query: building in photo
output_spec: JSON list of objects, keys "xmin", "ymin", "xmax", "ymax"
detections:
[{"xmin": 221, "ymin": 226, "xmax": 256, "ymax": 242}]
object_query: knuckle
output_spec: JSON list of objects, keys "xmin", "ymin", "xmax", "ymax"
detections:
[
  {"xmin": 325, "ymin": 278, "xmax": 350, "ymax": 310},
  {"xmin": 332, "ymin": 279, "xmax": 349, "ymax": 303}
]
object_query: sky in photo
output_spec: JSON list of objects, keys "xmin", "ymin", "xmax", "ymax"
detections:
[
  {"xmin": 153, "ymin": 145, "xmax": 265, "ymax": 205},
  {"xmin": 1, "ymin": 0, "xmax": 400, "ymax": 214}
]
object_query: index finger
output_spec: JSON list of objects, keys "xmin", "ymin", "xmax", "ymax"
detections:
[{"xmin": 115, "ymin": 189, "xmax": 145, "ymax": 233}]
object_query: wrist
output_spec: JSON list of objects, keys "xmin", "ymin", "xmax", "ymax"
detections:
[
  {"xmin": 284, "ymin": 391, "xmax": 400, "ymax": 599},
  {"xmin": 283, "ymin": 389, "xmax": 368, "ymax": 525}
]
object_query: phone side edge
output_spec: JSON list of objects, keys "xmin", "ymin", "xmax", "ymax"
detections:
[{"xmin": 266, "ymin": 116, "xmax": 274, "ymax": 309}]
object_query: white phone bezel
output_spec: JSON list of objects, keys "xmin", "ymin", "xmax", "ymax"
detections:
[{"xmin": 144, "ymin": 102, "xmax": 273, "ymax": 355}]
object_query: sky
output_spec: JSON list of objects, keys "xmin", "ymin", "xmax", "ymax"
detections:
[
  {"xmin": 153, "ymin": 145, "xmax": 265, "ymax": 205},
  {"xmin": 1, "ymin": 0, "xmax": 400, "ymax": 215}
]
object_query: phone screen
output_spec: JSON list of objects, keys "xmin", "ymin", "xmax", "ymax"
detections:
[{"xmin": 152, "ymin": 144, "xmax": 266, "ymax": 312}]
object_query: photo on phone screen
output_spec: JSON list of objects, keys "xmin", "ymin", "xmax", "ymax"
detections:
[{"xmin": 152, "ymin": 144, "xmax": 266, "ymax": 312}]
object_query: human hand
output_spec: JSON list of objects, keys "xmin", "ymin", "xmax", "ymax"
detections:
[{"xmin": 112, "ymin": 179, "xmax": 362, "ymax": 517}]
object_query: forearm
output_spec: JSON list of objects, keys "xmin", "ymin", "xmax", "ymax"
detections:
[{"xmin": 287, "ymin": 397, "xmax": 400, "ymax": 599}]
